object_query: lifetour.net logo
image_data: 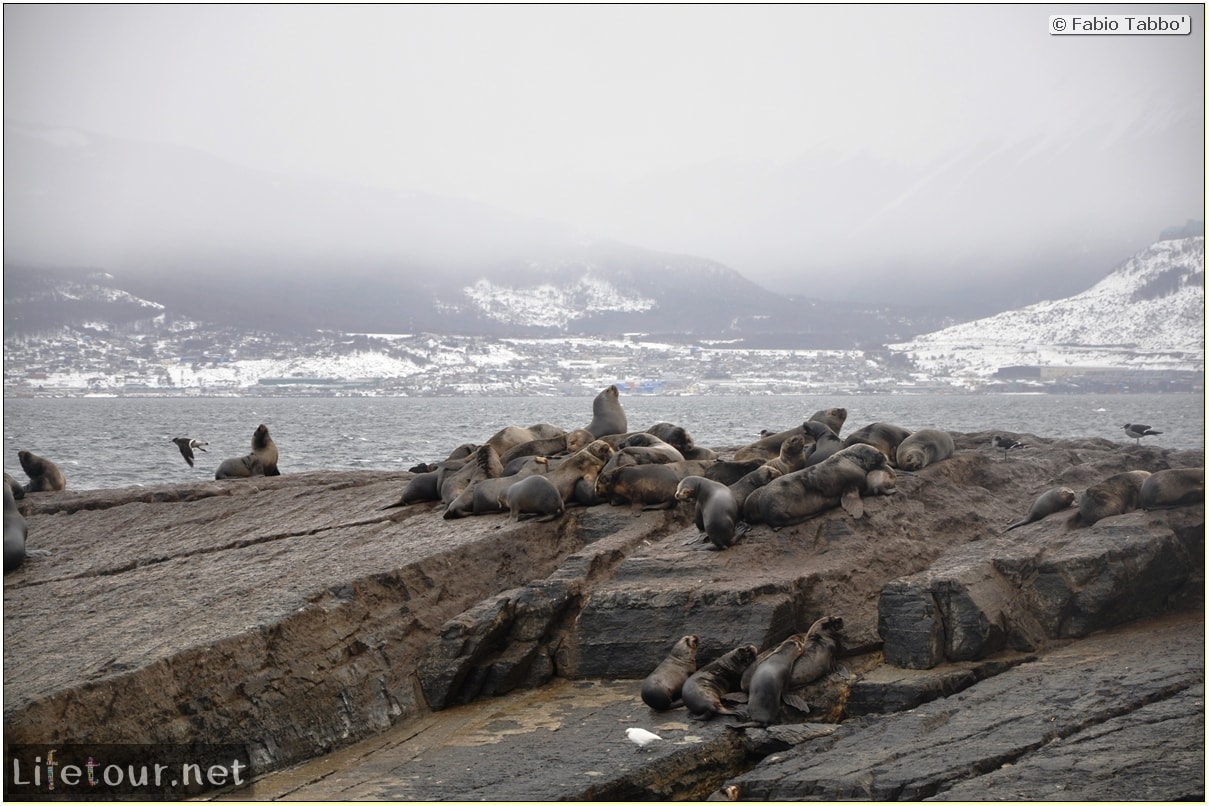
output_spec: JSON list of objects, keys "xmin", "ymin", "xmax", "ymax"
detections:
[{"xmin": 4, "ymin": 744, "xmax": 252, "ymax": 800}]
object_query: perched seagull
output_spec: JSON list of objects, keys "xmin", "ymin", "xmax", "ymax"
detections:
[
  {"xmin": 1123, "ymin": 424, "xmax": 1162, "ymax": 445},
  {"xmin": 624, "ymin": 727, "xmax": 663, "ymax": 751},
  {"xmin": 991, "ymin": 435, "xmax": 1026, "ymax": 461},
  {"xmin": 171, "ymin": 437, "xmax": 209, "ymax": 468}
]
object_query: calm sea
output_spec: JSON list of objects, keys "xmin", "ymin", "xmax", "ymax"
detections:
[{"xmin": 2, "ymin": 393, "xmax": 1204, "ymax": 491}]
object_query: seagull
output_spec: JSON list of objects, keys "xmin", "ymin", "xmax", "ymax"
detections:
[
  {"xmin": 991, "ymin": 435, "xmax": 1025, "ymax": 460},
  {"xmin": 624, "ymin": 727, "xmax": 663, "ymax": 751},
  {"xmin": 171, "ymin": 437, "xmax": 209, "ymax": 468},
  {"xmin": 1123, "ymin": 424, "xmax": 1162, "ymax": 445}
]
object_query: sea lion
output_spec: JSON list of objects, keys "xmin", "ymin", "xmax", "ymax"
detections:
[
  {"xmin": 545, "ymin": 439, "xmax": 615, "ymax": 502},
  {"xmin": 17, "ymin": 450, "xmax": 66, "ymax": 493},
  {"xmin": 380, "ymin": 470, "xmax": 443, "ymax": 509},
  {"xmin": 808, "ymin": 407, "xmax": 848, "ymax": 435},
  {"xmin": 765, "ymin": 434, "xmax": 808, "ymax": 476},
  {"xmin": 597, "ymin": 463, "xmax": 683, "ymax": 509},
  {"xmin": 727, "ymin": 465, "xmax": 782, "ymax": 511},
  {"xmin": 895, "ymin": 428, "xmax": 955, "ymax": 471},
  {"xmin": 499, "ymin": 429, "xmax": 594, "ymax": 466},
  {"xmin": 504, "ymin": 474, "xmax": 565, "ymax": 522},
  {"xmin": 732, "ymin": 424, "xmax": 806, "ymax": 463},
  {"xmin": 484, "ymin": 424, "xmax": 568, "ymax": 457},
  {"xmin": 586, "ymin": 384, "xmax": 627, "ymax": 438},
  {"xmin": 1139, "ymin": 467, "xmax": 1205, "ymax": 510},
  {"xmin": 645, "ymin": 423, "xmax": 696, "ymax": 455},
  {"xmin": 171, "ymin": 437, "xmax": 208, "ymax": 467},
  {"xmin": 1003, "ymin": 486, "xmax": 1076, "ymax": 532},
  {"xmin": 803, "ymin": 421, "xmax": 845, "ymax": 467},
  {"xmin": 641, "ymin": 634, "xmax": 700, "ymax": 711},
  {"xmin": 214, "ymin": 424, "xmax": 279, "ymax": 480},
  {"xmin": 743, "ymin": 444, "xmax": 888, "ymax": 527},
  {"xmin": 735, "ymin": 633, "xmax": 809, "ymax": 727},
  {"xmin": 439, "ymin": 444, "xmax": 504, "ymax": 504},
  {"xmin": 863, "ymin": 465, "xmax": 898, "ymax": 497},
  {"xmin": 682, "ymin": 643, "xmax": 759, "ymax": 720},
  {"xmin": 786, "ymin": 615, "xmax": 845, "ymax": 691},
  {"xmin": 4, "ymin": 481, "xmax": 29, "ymax": 574},
  {"xmin": 843, "ymin": 422, "xmax": 912, "ymax": 466},
  {"xmin": 1073, "ymin": 470, "xmax": 1152, "ymax": 527},
  {"xmin": 676, "ymin": 475, "xmax": 745, "ymax": 550},
  {"xmin": 4, "ymin": 473, "xmax": 25, "ymax": 500},
  {"xmin": 706, "ymin": 459, "xmax": 769, "ymax": 486}
]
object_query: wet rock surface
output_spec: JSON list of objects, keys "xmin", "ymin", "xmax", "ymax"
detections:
[{"xmin": 3, "ymin": 432, "xmax": 1203, "ymax": 800}]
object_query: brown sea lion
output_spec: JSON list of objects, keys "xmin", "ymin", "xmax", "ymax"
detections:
[
  {"xmin": 4, "ymin": 481, "xmax": 29, "ymax": 574},
  {"xmin": 706, "ymin": 459, "xmax": 769, "ymax": 486},
  {"xmin": 504, "ymin": 474, "xmax": 565, "ymax": 522},
  {"xmin": 843, "ymin": 422, "xmax": 913, "ymax": 466},
  {"xmin": 808, "ymin": 407, "xmax": 848, "ymax": 435},
  {"xmin": 4, "ymin": 472, "xmax": 25, "ymax": 500},
  {"xmin": 803, "ymin": 421, "xmax": 845, "ymax": 467},
  {"xmin": 214, "ymin": 424, "xmax": 279, "ymax": 480},
  {"xmin": 727, "ymin": 465, "xmax": 782, "ymax": 511},
  {"xmin": 545, "ymin": 439, "xmax": 615, "ymax": 502},
  {"xmin": 1139, "ymin": 467, "xmax": 1204, "ymax": 510},
  {"xmin": 438, "ymin": 444, "xmax": 504, "ymax": 504},
  {"xmin": 895, "ymin": 428, "xmax": 955, "ymax": 471},
  {"xmin": 586, "ymin": 385, "xmax": 627, "ymax": 438},
  {"xmin": 743, "ymin": 444, "xmax": 888, "ymax": 527},
  {"xmin": 1003, "ymin": 486, "xmax": 1076, "ymax": 532},
  {"xmin": 645, "ymin": 422, "xmax": 696, "ymax": 455},
  {"xmin": 1073, "ymin": 470, "xmax": 1152, "ymax": 526},
  {"xmin": 732, "ymin": 424, "xmax": 806, "ymax": 463},
  {"xmin": 734, "ymin": 633, "xmax": 809, "ymax": 727},
  {"xmin": 682, "ymin": 643, "xmax": 759, "ymax": 720},
  {"xmin": 17, "ymin": 450, "xmax": 66, "ymax": 493},
  {"xmin": 641, "ymin": 634, "xmax": 700, "ymax": 711},
  {"xmin": 499, "ymin": 428, "xmax": 594, "ymax": 466},
  {"xmin": 765, "ymin": 434, "xmax": 808, "ymax": 476}
]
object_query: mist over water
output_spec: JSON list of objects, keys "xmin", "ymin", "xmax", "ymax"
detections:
[{"xmin": 3, "ymin": 394, "xmax": 1203, "ymax": 491}]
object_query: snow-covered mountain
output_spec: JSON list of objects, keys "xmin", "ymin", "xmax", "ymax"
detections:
[{"xmin": 889, "ymin": 237, "xmax": 1205, "ymax": 377}]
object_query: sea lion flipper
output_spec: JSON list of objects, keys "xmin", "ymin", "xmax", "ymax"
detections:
[
  {"xmin": 840, "ymin": 489, "xmax": 864, "ymax": 518},
  {"xmin": 780, "ymin": 691, "xmax": 811, "ymax": 715}
]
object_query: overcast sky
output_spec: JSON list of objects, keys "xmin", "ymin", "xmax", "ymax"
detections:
[{"xmin": 4, "ymin": 4, "xmax": 1205, "ymax": 303}]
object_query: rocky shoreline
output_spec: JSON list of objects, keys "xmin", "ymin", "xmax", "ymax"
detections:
[{"xmin": 2, "ymin": 431, "xmax": 1203, "ymax": 800}]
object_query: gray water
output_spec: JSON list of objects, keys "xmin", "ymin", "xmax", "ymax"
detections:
[{"xmin": 2, "ymin": 393, "xmax": 1204, "ymax": 491}]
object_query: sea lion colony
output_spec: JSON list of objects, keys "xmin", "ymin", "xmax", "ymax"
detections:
[{"xmin": 5, "ymin": 388, "xmax": 1201, "ymax": 733}]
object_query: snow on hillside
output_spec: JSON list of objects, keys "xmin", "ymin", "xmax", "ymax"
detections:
[
  {"xmin": 462, "ymin": 274, "xmax": 655, "ymax": 328},
  {"xmin": 889, "ymin": 237, "xmax": 1205, "ymax": 377}
]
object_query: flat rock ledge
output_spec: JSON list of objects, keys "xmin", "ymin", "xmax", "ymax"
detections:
[{"xmin": 3, "ymin": 433, "xmax": 1203, "ymax": 800}]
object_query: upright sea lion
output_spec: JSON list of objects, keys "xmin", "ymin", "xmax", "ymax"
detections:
[
  {"xmin": 803, "ymin": 421, "xmax": 845, "ymax": 467},
  {"xmin": 843, "ymin": 422, "xmax": 912, "ymax": 466},
  {"xmin": 545, "ymin": 439, "xmax": 615, "ymax": 502},
  {"xmin": 786, "ymin": 615, "xmax": 845, "ymax": 693},
  {"xmin": 743, "ymin": 444, "xmax": 888, "ymax": 527},
  {"xmin": 895, "ymin": 428, "xmax": 955, "ymax": 471},
  {"xmin": 682, "ymin": 643, "xmax": 759, "ymax": 720},
  {"xmin": 735, "ymin": 633, "xmax": 809, "ymax": 727},
  {"xmin": 1073, "ymin": 470, "xmax": 1152, "ymax": 527},
  {"xmin": 676, "ymin": 475, "xmax": 745, "ymax": 550},
  {"xmin": 4, "ymin": 481, "xmax": 29, "ymax": 574},
  {"xmin": 17, "ymin": 450, "xmax": 66, "ymax": 493},
  {"xmin": 765, "ymin": 434, "xmax": 808, "ymax": 476},
  {"xmin": 586, "ymin": 385, "xmax": 627, "ymax": 438},
  {"xmin": 504, "ymin": 474, "xmax": 565, "ymax": 522},
  {"xmin": 214, "ymin": 424, "xmax": 279, "ymax": 480},
  {"xmin": 1003, "ymin": 486, "xmax": 1076, "ymax": 532},
  {"xmin": 1139, "ymin": 467, "xmax": 1205, "ymax": 510},
  {"xmin": 641, "ymin": 634, "xmax": 700, "ymax": 711},
  {"xmin": 808, "ymin": 407, "xmax": 848, "ymax": 435}
]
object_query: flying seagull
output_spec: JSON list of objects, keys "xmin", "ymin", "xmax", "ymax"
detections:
[
  {"xmin": 991, "ymin": 435, "xmax": 1025, "ymax": 460},
  {"xmin": 1123, "ymin": 423, "xmax": 1162, "ymax": 445},
  {"xmin": 171, "ymin": 437, "xmax": 209, "ymax": 467},
  {"xmin": 624, "ymin": 727, "xmax": 663, "ymax": 751}
]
